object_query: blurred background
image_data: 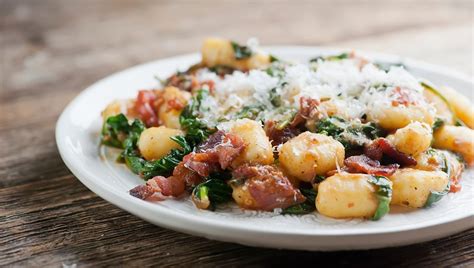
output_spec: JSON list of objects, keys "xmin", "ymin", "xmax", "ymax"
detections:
[{"xmin": 1, "ymin": 0, "xmax": 473, "ymax": 266}]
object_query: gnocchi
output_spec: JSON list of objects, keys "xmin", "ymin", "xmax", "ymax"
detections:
[
  {"xmin": 438, "ymin": 86, "xmax": 474, "ymax": 128},
  {"xmin": 279, "ymin": 132, "xmax": 345, "ymax": 182},
  {"xmin": 389, "ymin": 168, "xmax": 448, "ymax": 208},
  {"xmin": 366, "ymin": 104, "xmax": 434, "ymax": 130},
  {"xmin": 228, "ymin": 119, "xmax": 274, "ymax": 167},
  {"xmin": 316, "ymin": 173, "xmax": 380, "ymax": 219},
  {"xmin": 388, "ymin": 122, "xmax": 432, "ymax": 156},
  {"xmin": 201, "ymin": 38, "xmax": 271, "ymax": 70},
  {"xmin": 138, "ymin": 126, "xmax": 184, "ymax": 161},
  {"xmin": 433, "ymin": 125, "xmax": 474, "ymax": 166}
]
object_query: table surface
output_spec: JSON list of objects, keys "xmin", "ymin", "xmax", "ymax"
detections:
[{"xmin": 1, "ymin": 0, "xmax": 473, "ymax": 266}]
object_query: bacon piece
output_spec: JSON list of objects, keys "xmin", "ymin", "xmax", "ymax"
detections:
[
  {"xmin": 265, "ymin": 120, "xmax": 301, "ymax": 147},
  {"xmin": 232, "ymin": 165, "xmax": 305, "ymax": 211},
  {"xmin": 134, "ymin": 90, "xmax": 160, "ymax": 127},
  {"xmin": 129, "ymin": 162, "xmax": 202, "ymax": 200},
  {"xmin": 166, "ymin": 73, "xmax": 199, "ymax": 92},
  {"xmin": 129, "ymin": 185, "xmax": 155, "ymax": 200},
  {"xmin": 365, "ymin": 138, "xmax": 417, "ymax": 166},
  {"xmin": 184, "ymin": 131, "xmax": 246, "ymax": 176},
  {"xmin": 290, "ymin": 97, "xmax": 320, "ymax": 127},
  {"xmin": 344, "ymin": 155, "xmax": 399, "ymax": 176}
]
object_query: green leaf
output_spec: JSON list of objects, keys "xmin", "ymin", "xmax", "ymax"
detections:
[
  {"xmin": 310, "ymin": 53, "xmax": 349, "ymax": 62},
  {"xmin": 367, "ymin": 175, "xmax": 392, "ymax": 221},
  {"xmin": 424, "ymin": 181, "xmax": 450, "ymax": 207},
  {"xmin": 123, "ymin": 135, "xmax": 194, "ymax": 180},
  {"xmin": 234, "ymin": 105, "xmax": 265, "ymax": 120},
  {"xmin": 192, "ymin": 179, "xmax": 233, "ymax": 210},
  {"xmin": 282, "ymin": 188, "xmax": 317, "ymax": 215},
  {"xmin": 179, "ymin": 89, "xmax": 215, "ymax": 143},
  {"xmin": 269, "ymin": 54, "xmax": 279, "ymax": 62},
  {"xmin": 231, "ymin": 41, "xmax": 253, "ymax": 60},
  {"xmin": 432, "ymin": 117, "xmax": 445, "ymax": 132},
  {"xmin": 315, "ymin": 116, "xmax": 384, "ymax": 150},
  {"xmin": 101, "ymin": 114, "xmax": 145, "ymax": 149}
]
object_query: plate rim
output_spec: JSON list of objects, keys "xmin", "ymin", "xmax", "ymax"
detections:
[{"xmin": 56, "ymin": 46, "xmax": 474, "ymax": 249}]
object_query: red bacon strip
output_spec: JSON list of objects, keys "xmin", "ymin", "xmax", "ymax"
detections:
[
  {"xmin": 129, "ymin": 163, "xmax": 202, "ymax": 200},
  {"xmin": 232, "ymin": 165, "xmax": 305, "ymax": 211},
  {"xmin": 364, "ymin": 138, "xmax": 417, "ymax": 166},
  {"xmin": 290, "ymin": 97, "xmax": 320, "ymax": 127},
  {"xmin": 184, "ymin": 131, "xmax": 246, "ymax": 177},
  {"xmin": 344, "ymin": 155, "xmax": 399, "ymax": 176},
  {"xmin": 265, "ymin": 120, "xmax": 301, "ymax": 147},
  {"xmin": 134, "ymin": 90, "xmax": 160, "ymax": 127}
]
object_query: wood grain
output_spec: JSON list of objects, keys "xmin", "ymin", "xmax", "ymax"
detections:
[{"xmin": 1, "ymin": 0, "xmax": 473, "ymax": 266}]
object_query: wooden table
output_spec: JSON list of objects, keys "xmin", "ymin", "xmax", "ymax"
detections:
[{"xmin": 1, "ymin": 0, "xmax": 473, "ymax": 266}]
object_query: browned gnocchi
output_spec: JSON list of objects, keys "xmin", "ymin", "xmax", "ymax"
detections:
[{"xmin": 279, "ymin": 132, "xmax": 345, "ymax": 182}]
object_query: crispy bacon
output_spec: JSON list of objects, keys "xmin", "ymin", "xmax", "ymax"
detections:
[
  {"xmin": 166, "ymin": 73, "xmax": 199, "ymax": 92},
  {"xmin": 129, "ymin": 163, "xmax": 202, "ymax": 200},
  {"xmin": 344, "ymin": 155, "xmax": 399, "ymax": 176},
  {"xmin": 290, "ymin": 97, "xmax": 320, "ymax": 127},
  {"xmin": 134, "ymin": 90, "xmax": 160, "ymax": 127},
  {"xmin": 364, "ymin": 138, "xmax": 417, "ymax": 166},
  {"xmin": 265, "ymin": 120, "xmax": 301, "ymax": 147},
  {"xmin": 232, "ymin": 165, "xmax": 305, "ymax": 211},
  {"xmin": 184, "ymin": 131, "xmax": 246, "ymax": 177}
]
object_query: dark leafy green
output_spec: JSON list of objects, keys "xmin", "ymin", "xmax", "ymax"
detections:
[
  {"xmin": 432, "ymin": 117, "xmax": 445, "ymax": 132},
  {"xmin": 235, "ymin": 105, "xmax": 265, "ymax": 120},
  {"xmin": 231, "ymin": 41, "xmax": 253, "ymax": 60},
  {"xmin": 122, "ymin": 135, "xmax": 194, "ymax": 179},
  {"xmin": 179, "ymin": 89, "xmax": 214, "ymax": 143},
  {"xmin": 282, "ymin": 188, "xmax": 317, "ymax": 215},
  {"xmin": 315, "ymin": 116, "xmax": 384, "ymax": 150},
  {"xmin": 101, "ymin": 114, "xmax": 145, "ymax": 149},
  {"xmin": 208, "ymin": 65, "xmax": 236, "ymax": 76},
  {"xmin": 192, "ymin": 179, "xmax": 233, "ymax": 210},
  {"xmin": 424, "ymin": 182, "xmax": 450, "ymax": 207},
  {"xmin": 269, "ymin": 54, "xmax": 279, "ymax": 62},
  {"xmin": 368, "ymin": 175, "xmax": 392, "ymax": 220},
  {"xmin": 310, "ymin": 53, "xmax": 349, "ymax": 62}
]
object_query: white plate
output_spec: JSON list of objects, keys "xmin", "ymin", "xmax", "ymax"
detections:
[{"xmin": 56, "ymin": 47, "xmax": 474, "ymax": 251}]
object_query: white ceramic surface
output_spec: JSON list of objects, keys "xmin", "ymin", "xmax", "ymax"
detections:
[{"xmin": 56, "ymin": 47, "xmax": 474, "ymax": 251}]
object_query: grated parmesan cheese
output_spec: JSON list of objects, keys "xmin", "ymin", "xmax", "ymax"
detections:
[{"xmin": 193, "ymin": 56, "xmax": 432, "ymax": 128}]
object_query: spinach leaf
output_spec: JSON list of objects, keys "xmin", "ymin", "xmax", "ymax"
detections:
[
  {"xmin": 367, "ymin": 175, "xmax": 392, "ymax": 220},
  {"xmin": 315, "ymin": 116, "xmax": 384, "ymax": 150},
  {"xmin": 310, "ymin": 53, "xmax": 349, "ymax": 62},
  {"xmin": 234, "ymin": 105, "xmax": 265, "ymax": 120},
  {"xmin": 282, "ymin": 188, "xmax": 317, "ymax": 215},
  {"xmin": 231, "ymin": 41, "xmax": 253, "ymax": 60},
  {"xmin": 432, "ymin": 117, "xmax": 445, "ymax": 132},
  {"xmin": 269, "ymin": 54, "xmax": 279, "ymax": 62},
  {"xmin": 101, "ymin": 114, "xmax": 145, "ymax": 149},
  {"xmin": 192, "ymin": 179, "xmax": 233, "ymax": 210},
  {"xmin": 269, "ymin": 88, "xmax": 281, "ymax": 107},
  {"xmin": 424, "ymin": 182, "xmax": 450, "ymax": 207},
  {"xmin": 122, "ymin": 135, "xmax": 194, "ymax": 179},
  {"xmin": 179, "ymin": 89, "xmax": 214, "ymax": 143},
  {"xmin": 208, "ymin": 65, "xmax": 236, "ymax": 76}
]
